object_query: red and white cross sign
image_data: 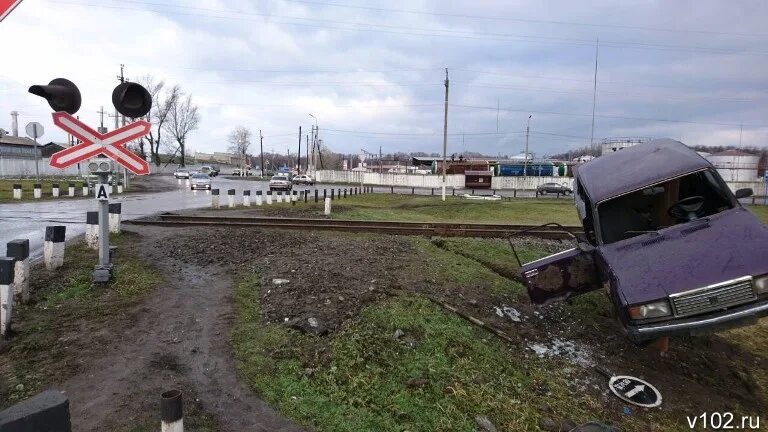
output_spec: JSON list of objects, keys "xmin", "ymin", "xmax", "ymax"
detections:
[
  {"xmin": 0, "ymin": 0, "xmax": 24, "ymax": 22},
  {"xmin": 50, "ymin": 112, "xmax": 151, "ymax": 175}
]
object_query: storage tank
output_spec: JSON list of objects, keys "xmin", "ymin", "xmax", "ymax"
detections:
[{"xmin": 705, "ymin": 150, "xmax": 760, "ymax": 182}]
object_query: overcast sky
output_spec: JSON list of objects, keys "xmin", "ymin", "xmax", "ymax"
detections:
[{"xmin": 1, "ymin": 0, "xmax": 767, "ymax": 158}]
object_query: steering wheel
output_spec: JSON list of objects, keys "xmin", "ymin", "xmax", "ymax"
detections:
[{"xmin": 668, "ymin": 196, "xmax": 705, "ymax": 221}]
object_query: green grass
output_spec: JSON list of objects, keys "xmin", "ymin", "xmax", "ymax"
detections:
[
  {"xmin": 231, "ymin": 273, "xmax": 586, "ymax": 431},
  {"xmin": 0, "ymin": 179, "xmax": 85, "ymax": 202},
  {"xmin": 0, "ymin": 237, "xmax": 161, "ymax": 409},
  {"xmin": 746, "ymin": 204, "xmax": 768, "ymax": 224}
]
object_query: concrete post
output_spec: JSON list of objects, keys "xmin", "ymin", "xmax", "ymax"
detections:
[
  {"xmin": 0, "ymin": 390, "xmax": 71, "ymax": 431},
  {"xmin": 0, "ymin": 257, "xmax": 14, "ymax": 337},
  {"xmin": 44, "ymin": 226, "xmax": 66, "ymax": 270},
  {"xmin": 324, "ymin": 197, "xmax": 331, "ymax": 215},
  {"xmin": 7, "ymin": 239, "xmax": 29, "ymax": 304},
  {"xmin": 243, "ymin": 190, "xmax": 251, "ymax": 207},
  {"xmin": 266, "ymin": 191, "xmax": 273, "ymax": 205},
  {"xmin": 161, "ymin": 390, "xmax": 184, "ymax": 432},
  {"xmin": 256, "ymin": 190, "xmax": 263, "ymax": 206},
  {"xmin": 12, "ymin": 184, "xmax": 21, "ymax": 200},
  {"xmin": 86, "ymin": 212, "xmax": 99, "ymax": 250},
  {"xmin": 344, "ymin": 188, "xmax": 347, "ymax": 198},
  {"xmin": 338, "ymin": 188, "xmax": 341, "ymax": 199},
  {"xmin": 211, "ymin": 189, "xmax": 220, "ymax": 209},
  {"xmin": 33, "ymin": 184, "xmax": 42, "ymax": 199},
  {"xmin": 304, "ymin": 190, "xmax": 308, "ymax": 203},
  {"xmin": 68, "ymin": 183, "xmax": 75, "ymax": 197},
  {"xmin": 108, "ymin": 203, "xmax": 122, "ymax": 234},
  {"xmin": 331, "ymin": 189, "xmax": 335, "ymax": 200},
  {"xmin": 275, "ymin": 191, "xmax": 281, "ymax": 203},
  {"xmin": 227, "ymin": 189, "xmax": 236, "ymax": 208},
  {"xmin": 431, "ymin": 188, "xmax": 434, "ymax": 196},
  {"xmin": 323, "ymin": 189, "xmax": 327, "ymax": 201},
  {"xmin": 292, "ymin": 190, "xmax": 298, "ymax": 204},
  {"xmin": 108, "ymin": 183, "xmax": 114, "ymax": 195},
  {"xmin": 314, "ymin": 189, "xmax": 318, "ymax": 202},
  {"xmin": 117, "ymin": 181, "xmax": 124, "ymax": 194},
  {"xmin": 51, "ymin": 184, "xmax": 60, "ymax": 198},
  {"xmin": 81, "ymin": 182, "xmax": 89, "ymax": 197},
  {"xmin": 391, "ymin": 186, "xmax": 394, "ymax": 194}
]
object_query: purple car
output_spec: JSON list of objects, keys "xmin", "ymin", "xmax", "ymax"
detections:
[{"xmin": 519, "ymin": 139, "xmax": 768, "ymax": 344}]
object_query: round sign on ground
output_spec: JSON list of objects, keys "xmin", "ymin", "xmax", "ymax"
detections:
[{"xmin": 608, "ymin": 375, "xmax": 662, "ymax": 408}]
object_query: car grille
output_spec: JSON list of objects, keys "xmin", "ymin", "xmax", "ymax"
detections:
[{"xmin": 671, "ymin": 277, "xmax": 755, "ymax": 318}]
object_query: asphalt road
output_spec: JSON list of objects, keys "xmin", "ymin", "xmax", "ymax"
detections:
[{"xmin": 0, "ymin": 175, "xmax": 570, "ymax": 259}]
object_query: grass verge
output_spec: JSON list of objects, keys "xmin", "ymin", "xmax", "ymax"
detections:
[{"xmin": 0, "ymin": 179, "xmax": 87, "ymax": 202}]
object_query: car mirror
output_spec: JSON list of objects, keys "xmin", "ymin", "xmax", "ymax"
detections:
[{"xmin": 734, "ymin": 188, "xmax": 753, "ymax": 199}]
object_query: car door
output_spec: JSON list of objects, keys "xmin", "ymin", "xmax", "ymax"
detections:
[{"xmin": 519, "ymin": 244, "xmax": 601, "ymax": 304}]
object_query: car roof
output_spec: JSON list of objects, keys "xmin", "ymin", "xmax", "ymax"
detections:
[{"xmin": 575, "ymin": 139, "xmax": 712, "ymax": 203}]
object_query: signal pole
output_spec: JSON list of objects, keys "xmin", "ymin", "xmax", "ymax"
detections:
[
  {"xmin": 442, "ymin": 68, "xmax": 449, "ymax": 201},
  {"xmin": 297, "ymin": 126, "xmax": 302, "ymax": 173},
  {"xmin": 524, "ymin": 115, "xmax": 532, "ymax": 179}
]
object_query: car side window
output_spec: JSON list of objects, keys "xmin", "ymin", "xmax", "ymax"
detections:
[{"xmin": 576, "ymin": 180, "xmax": 596, "ymax": 244}]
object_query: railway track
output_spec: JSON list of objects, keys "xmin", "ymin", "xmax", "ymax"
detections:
[{"xmin": 126, "ymin": 214, "xmax": 583, "ymax": 240}]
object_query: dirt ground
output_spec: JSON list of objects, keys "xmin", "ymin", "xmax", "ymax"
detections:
[{"xmin": 2, "ymin": 224, "xmax": 765, "ymax": 430}]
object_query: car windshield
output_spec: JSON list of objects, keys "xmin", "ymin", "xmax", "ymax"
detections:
[
  {"xmin": 272, "ymin": 176, "xmax": 287, "ymax": 181},
  {"xmin": 192, "ymin": 174, "xmax": 209, "ymax": 179},
  {"xmin": 597, "ymin": 168, "xmax": 734, "ymax": 244},
  {"xmin": 178, "ymin": 169, "xmax": 188, "ymax": 172}
]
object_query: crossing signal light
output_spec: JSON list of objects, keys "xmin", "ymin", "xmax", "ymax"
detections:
[
  {"xmin": 28, "ymin": 78, "xmax": 82, "ymax": 114},
  {"xmin": 112, "ymin": 82, "xmax": 152, "ymax": 118}
]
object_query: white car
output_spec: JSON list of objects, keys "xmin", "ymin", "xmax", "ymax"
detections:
[
  {"xmin": 269, "ymin": 175, "xmax": 292, "ymax": 191},
  {"xmin": 292, "ymin": 174, "xmax": 314, "ymax": 185},
  {"xmin": 190, "ymin": 173, "xmax": 212, "ymax": 190},
  {"xmin": 174, "ymin": 168, "xmax": 191, "ymax": 179}
]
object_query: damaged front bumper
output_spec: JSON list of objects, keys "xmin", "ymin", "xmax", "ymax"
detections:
[{"xmin": 626, "ymin": 299, "xmax": 768, "ymax": 343}]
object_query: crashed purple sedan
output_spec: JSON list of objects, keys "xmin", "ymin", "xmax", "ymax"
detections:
[{"xmin": 520, "ymin": 139, "xmax": 768, "ymax": 344}]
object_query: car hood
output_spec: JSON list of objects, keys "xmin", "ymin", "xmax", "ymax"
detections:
[{"xmin": 599, "ymin": 207, "xmax": 768, "ymax": 306}]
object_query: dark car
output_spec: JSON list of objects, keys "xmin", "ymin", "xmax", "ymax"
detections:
[
  {"xmin": 518, "ymin": 139, "xmax": 768, "ymax": 344},
  {"xmin": 536, "ymin": 182, "xmax": 572, "ymax": 195}
]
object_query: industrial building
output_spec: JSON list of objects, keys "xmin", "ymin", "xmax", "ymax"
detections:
[{"xmin": 705, "ymin": 150, "xmax": 761, "ymax": 182}]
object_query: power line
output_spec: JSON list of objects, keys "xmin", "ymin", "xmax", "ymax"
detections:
[{"xmin": 52, "ymin": 0, "xmax": 768, "ymax": 55}]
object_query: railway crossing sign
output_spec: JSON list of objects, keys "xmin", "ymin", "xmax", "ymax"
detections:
[
  {"xmin": 0, "ymin": 0, "xmax": 24, "ymax": 22},
  {"xmin": 49, "ymin": 112, "xmax": 151, "ymax": 175},
  {"xmin": 608, "ymin": 375, "xmax": 662, "ymax": 408}
]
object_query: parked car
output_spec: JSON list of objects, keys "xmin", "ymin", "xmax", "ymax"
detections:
[
  {"xmin": 232, "ymin": 168, "xmax": 252, "ymax": 176},
  {"xmin": 292, "ymin": 174, "xmax": 314, "ymax": 185},
  {"xmin": 269, "ymin": 175, "xmax": 292, "ymax": 191},
  {"xmin": 189, "ymin": 173, "xmax": 212, "ymax": 190},
  {"xmin": 536, "ymin": 182, "xmax": 572, "ymax": 195},
  {"xmin": 517, "ymin": 139, "xmax": 768, "ymax": 344},
  {"xmin": 174, "ymin": 168, "xmax": 191, "ymax": 179}
]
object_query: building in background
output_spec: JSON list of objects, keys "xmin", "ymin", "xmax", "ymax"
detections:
[
  {"xmin": 0, "ymin": 135, "xmax": 40, "ymax": 158},
  {"xmin": 600, "ymin": 137, "xmax": 651, "ymax": 155},
  {"xmin": 705, "ymin": 150, "xmax": 760, "ymax": 182}
]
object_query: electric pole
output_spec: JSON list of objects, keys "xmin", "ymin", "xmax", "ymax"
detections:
[
  {"xmin": 525, "ymin": 115, "xmax": 532, "ymax": 179},
  {"xmin": 297, "ymin": 126, "xmax": 302, "ymax": 173},
  {"xmin": 589, "ymin": 38, "xmax": 599, "ymax": 150},
  {"xmin": 442, "ymin": 68, "xmax": 449, "ymax": 201},
  {"xmin": 260, "ymin": 130, "xmax": 265, "ymax": 177},
  {"xmin": 97, "ymin": 106, "xmax": 106, "ymax": 131},
  {"xmin": 305, "ymin": 134, "xmax": 309, "ymax": 173}
]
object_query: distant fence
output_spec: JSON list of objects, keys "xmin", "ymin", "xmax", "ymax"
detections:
[
  {"xmin": 314, "ymin": 170, "xmax": 466, "ymax": 188},
  {"xmin": 0, "ymin": 157, "xmax": 81, "ymax": 177}
]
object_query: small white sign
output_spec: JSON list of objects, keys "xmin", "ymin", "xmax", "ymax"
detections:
[{"xmin": 95, "ymin": 184, "xmax": 110, "ymax": 201}]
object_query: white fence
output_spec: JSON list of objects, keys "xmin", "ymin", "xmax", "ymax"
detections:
[
  {"xmin": 0, "ymin": 157, "xmax": 82, "ymax": 177},
  {"xmin": 314, "ymin": 170, "xmax": 466, "ymax": 188}
]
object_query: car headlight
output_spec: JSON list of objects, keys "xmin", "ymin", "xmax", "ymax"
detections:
[
  {"xmin": 628, "ymin": 300, "xmax": 672, "ymax": 320},
  {"xmin": 755, "ymin": 275, "xmax": 768, "ymax": 295}
]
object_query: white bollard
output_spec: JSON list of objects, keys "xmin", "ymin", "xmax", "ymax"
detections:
[
  {"xmin": 82, "ymin": 182, "xmax": 89, "ymax": 196},
  {"xmin": 211, "ymin": 189, "xmax": 220, "ymax": 208},
  {"xmin": 243, "ymin": 190, "xmax": 251, "ymax": 207},
  {"xmin": 33, "ymin": 183, "xmax": 41, "ymax": 199},
  {"xmin": 117, "ymin": 182, "xmax": 124, "ymax": 194},
  {"xmin": 227, "ymin": 189, "xmax": 236, "ymax": 208},
  {"xmin": 292, "ymin": 190, "xmax": 298, "ymax": 202},
  {"xmin": 266, "ymin": 191, "xmax": 273, "ymax": 205},
  {"xmin": 108, "ymin": 184, "xmax": 114, "ymax": 194},
  {"xmin": 43, "ymin": 226, "xmax": 66, "ymax": 270},
  {"xmin": 255, "ymin": 191, "xmax": 263, "ymax": 206},
  {"xmin": 324, "ymin": 197, "xmax": 332, "ymax": 215},
  {"xmin": 161, "ymin": 390, "xmax": 184, "ymax": 432},
  {"xmin": 7, "ymin": 239, "xmax": 30, "ymax": 304},
  {"xmin": 1, "ymin": 257, "xmax": 14, "ymax": 337},
  {"xmin": 12, "ymin": 184, "xmax": 21, "ymax": 200},
  {"xmin": 85, "ymin": 211, "xmax": 99, "ymax": 250},
  {"xmin": 276, "ymin": 191, "xmax": 283, "ymax": 203},
  {"xmin": 52, "ymin": 183, "xmax": 60, "ymax": 198},
  {"xmin": 109, "ymin": 203, "xmax": 122, "ymax": 234},
  {"xmin": 68, "ymin": 183, "xmax": 75, "ymax": 197}
]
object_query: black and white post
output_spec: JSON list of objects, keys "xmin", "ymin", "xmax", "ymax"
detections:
[
  {"xmin": 243, "ymin": 190, "xmax": 251, "ymax": 207},
  {"xmin": 44, "ymin": 226, "xmax": 66, "ymax": 270},
  {"xmin": 86, "ymin": 211, "xmax": 99, "ymax": 250},
  {"xmin": 160, "ymin": 390, "xmax": 184, "ymax": 432},
  {"xmin": 0, "ymin": 257, "xmax": 14, "ymax": 337},
  {"xmin": 52, "ymin": 183, "xmax": 60, "ymax": 198},
  {"xmin": 109, "ymin": 203, "xmax": 122, "ymax": 234},
  {"xmin": 211, "ymin": 189, "xmax": 220, "ymax": 209},
  {"xmin": 256, "ymin": 190, "xmax": 263, "ymax": 206},
  {"xmin": 68, "ymin": 182, "xmax": 76, "ymax": 197},
  {"xmin": 12, "ymin": 184, "xmax": 21, "ymax": 200},
  {"xmin": 88, "ymin": 158, "xmax": 113, "ymax": 282},
  {"xmin": 7, "ymin": 239, "xmax": 30, "ymax": 304},
  {"xmin": 33, "ymin": 183, "xmax": 41, "ymax": 199},
  {"xmin": 227, "ymin": 189, "xmax": 236, "ymax": 208}
]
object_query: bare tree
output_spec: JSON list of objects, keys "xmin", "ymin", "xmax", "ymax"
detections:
[
  {"xmin": 164, "ymin": 93, "xmax": 200, "ymax": 167},
  {"xmin": 228, "ymin": 126, "xmax": 252, "ymax": 173},
  {"xmin": 138, "ymin": 75, "xmax": 179, "ymax": 166}
]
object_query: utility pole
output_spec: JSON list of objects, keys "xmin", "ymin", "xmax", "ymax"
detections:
[
  {"xmin": 442, "ymin": 68, "xmax": 449, "ymax": 201},
  {"xmin": 739, "ymin": 122, "xmax": 743, "ymax": 146},
  {"xmin": 97, "ymin": 106, "xmax": 106, "ymax": 130},
  {"xmin": 589, "ymin": 38, "xmax": 599, "ymax": 150},
  {"xmin": 525, "ymin": 115, "xmax": 532, "ymax": 179},
  {"xmin": 305, "ymin": 134, "xmax": 309, "ymax": 173},
  {"xmin": 379, "ymin": 145, "xmax": 382, "ymax": 173},
  {"xmin": 259, "ymin": 130, "xmax": 265, "ymax": 177},
  {"xmin": 297, "ymin": 126, "xmax": 302, "ymax": 173}
]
